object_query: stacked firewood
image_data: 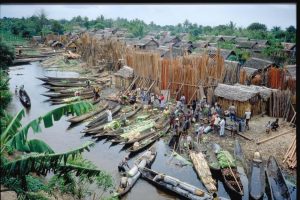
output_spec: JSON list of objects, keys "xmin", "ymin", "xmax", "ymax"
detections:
[{"xmin": 283, "ymin": 135, "xmax": 296, "ymax": 169}]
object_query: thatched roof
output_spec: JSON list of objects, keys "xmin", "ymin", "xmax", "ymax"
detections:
[
  {"xmin": 241, "ymin": 67, "xmax": 260, "ymax": 77},
  {"xmin": 114, "ymin": 66, "xmax": 134, "ymax": 78},
  {"xmin": 136, "ymin": 39, "xmax": 159, "ymax": 47},
  {"xmin": 193, "ymin": 40, "xmax": 209, "ymax": 48},
  {"xmin": 285, "ymin": 65, "xmax": 296, "ymax": 79},
  {"xmin": 234, "ymin": 83, "xmax": 275, "ymax": 101},
  {"xmin": 250, "ymin": 39, "xmax": 270, "ymax": 45},
  {"xmin": 207, "ymin": 47, "xmax": 236, "ymax": 60},
  {"xmin": 236, "ymin": 41, "xmax": 257, "ymax": 49},
  {"xmin": 243, "ymin": 57, "xmax": 275, "ymax": 70},
  {"xmin": 234, "ymin": 37, "xmax": 249, "ymax": 43},
  {"xmin": 161, "ymin": 47, "xmax": 185, "ymax": 58},
  {"xmin": 218, "ymin": 35, "xmax": 236, "ymax": 42},
  {"xmin": 281, "ymin": 42, "xmax": 296, "ymax": 51},
  {"xmin": 51, "ymin": 41, "xmax": 64, "ymax": 47},
  {"xmin": 214, "ymin": 83, "xmax": 259, "ymax": 101}
]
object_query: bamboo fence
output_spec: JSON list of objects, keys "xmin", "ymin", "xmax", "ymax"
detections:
[
  {"xmin": 125, "ymin": 51, "xmax": 224, "ymax": 103},
  {"xmin": 268, "ymin": 90, "xmax": 292, "ymax": 118}
]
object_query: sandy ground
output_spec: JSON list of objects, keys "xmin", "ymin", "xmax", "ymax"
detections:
[{"xmin": 189, "ymin": 115, "xmax": 296, "ymax": 184}]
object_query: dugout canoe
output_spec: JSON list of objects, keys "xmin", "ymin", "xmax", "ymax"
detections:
[
  {"xmin": 248, "ymin": 151, "xmax": 265, "ymax": 200},
  {"xmin": 83, "ymin": 104, "xmax": 122, "ymax": 133},
  {"xmin": 67, "ymin": 101, "xmax": 109, "ymax": 123},
  {"xmin": 46, "ymin": 81, "xmax": 95, "ymax": 87},
  {"xmin": 42, "ymin": 90, "xmax": 94, "ymax": 98},
  {"xmin": 127, "ymin": 126, "xmax": 170, "ymax": 155},
  {"xmin": 85, "ymin": 104, "xmax": 119, "ymax": 128},
  {"xmin": 217, "ymin": 149, "xmax": 244, "ymax": 196},
  {"xmin": 266, "ymin": 156, "xmax": 291, "ymax": 200},
  {"xmin": 50, "ymin": 94, "xmax": 94, "ymax": 105},
  {"xmin": 189, "ymin": 150, "xmax": 217, "ymax": 193},
  {"xmin": 140, "ymin": 167, "xmax": 220, "ymax": 200},
  {"xmin": 114, "ymin": 145, "xmax": 156, "ymax": 197},
  {"xmin": 19, "ymin": 89, "xmax": 31, "ymax": 108}
]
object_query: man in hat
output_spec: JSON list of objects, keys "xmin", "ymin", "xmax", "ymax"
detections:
[{"xmin": 118, "ymin": 156, "xmax": 130, "ymax": 173}]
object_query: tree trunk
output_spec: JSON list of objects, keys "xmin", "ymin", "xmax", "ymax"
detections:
[{"xmin": 20, "ymin": 176, "xmax": 28, "ymax": 192}]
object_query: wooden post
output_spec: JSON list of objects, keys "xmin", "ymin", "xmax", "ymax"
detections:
[{"xmin": 256, "ymin": 128, "xmax": 295, "ymax": 145}]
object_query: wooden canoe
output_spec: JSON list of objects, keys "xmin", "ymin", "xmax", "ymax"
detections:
[
  {"xmin": 140, "ymin": 167, "xmax": 217, "ymax": 200},
  {"xmin": 42, "ymin": 85, "xmax": 88, "ymax": 92},
  {"xmin": 217, "ymin": 149, "xmax": 244, "ymax": 196},
  {"xmin": 266, "ymin": 156, "xmax": 291, "ymax": 200},
  {"xmin": 83, "ymin": 105, "xmax": 122, "ymax": 133},
  {"xmin": 44, "ymin": 76, "xmax": 95, "ymax": 81},
  {"xmin": 46, "ymin": 81, "xmax": 95, "ymax": 87},
  {"xmin": 189, "ymin": 150, "xmax": 217, "ymax": 193},
  {"xmin": 19, "ymin": 89, "xmax": 31, "ymax": 108},
  {"xmin": 249, "ymin": 151, "xmax": 265, "ymax": 200},
  {"xmin": 42, "ymin": 90, "xmax": 94, "ymax": 98},
  {"xmin": 85, "ymin": 104, "xmax": 119, "ymax": 128},
  {"xmin": 114, "ymin": 145, "xmax": 157, "ymax": 197},
  {"xmin": 127, "ymin": 126, "xmax": 170, "ymax": 154},
  {"xmin": 50, "ymin": 94, "xmax": 94, "ymax": 105},
  {"xmin": 67, "ymin": 101, "xmax": 108, "ymax": 123}
]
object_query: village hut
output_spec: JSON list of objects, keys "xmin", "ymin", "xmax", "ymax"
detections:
[
  {"xmin": 51, "ymin": 41, "xmax": 64, "ymax": 50},
  {"xmin": 216, "ymin": 35, "xmax": 236, "ymax": 42},
  {"xmin": 207, "ymin": 48, "xmax": 237, "ymax": 61},
  {"xmin": 242, "ymin": 57, "xmax": 279, "ymax": 86},
  {"xmin": 161, "ymin": 47, "xmax": 186, "ymax": 58},
  {"xmin": 134, "ymin": 38, "xmax": 159, "ymax": 50},
  {"xmin": 66, "ymin": 42, "xmax": 77, "ymax": 52},
  {"xmin": 235, "ymin": 41, "xmax": 257, "ymax": 49},
  {"xmin": 214, "ymin": 83, "xmax": 273, "ymax": 117},
  {"xmin": 114, "ymin": 66, "xmax": 134, "ymax": 89},
  {"xmin": 239, "ymin": 67, "xmax": 260, "ymax": 85},
  {"xmin": 222, "ymin": 60, "xmax": 241, "ymax": 84},
  {"xmin": 250, "ymin": 39, "xmax": 271, "ymax": 53},
  {"xmin": 281, "ymin": 42, "xmax": 296, "ymax": 58},
  {"xmin": 234, "ymin": 37, "xmax": 249, "ymax": 43}
]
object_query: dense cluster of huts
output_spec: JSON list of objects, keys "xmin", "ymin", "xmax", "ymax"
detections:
[{"xmin": 33, "ymin": 27, "xmax": 296, "ymax": 122}]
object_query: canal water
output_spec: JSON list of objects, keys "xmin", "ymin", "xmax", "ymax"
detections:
[{"xmin": 7, "ymin": 62, "xmax": 296, "ymax": 200}]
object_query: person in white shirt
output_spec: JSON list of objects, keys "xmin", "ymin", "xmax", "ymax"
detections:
[
  {"xmin": 106, "ymin": 108, "xmax": 112, "ymax": 122},
  {"xmin": 196, "ymin": 124, "xmax": 205, "ymax": 143},
  {"xmin": 213, "ymin": 114, "xmax": 221, "ymax": 134},
  {"xmin": 219, "ymin": 118, "xmax": 226, "ymax": 137},
  {"xmin": 244, "ymin": 109, "xmax": 251, "ymax": 130}
]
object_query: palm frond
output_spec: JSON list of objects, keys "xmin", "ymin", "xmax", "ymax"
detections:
[
  {"xmin": 27, "ymin": 139, "xmax": 54, "ymax": 154},
  {"xmin": 1, "ymin": 141, "xmax": 95, "ymax": 176},
  {"xmin": 6, "ymin": 101, "xmax": 93, "ymax": 152},
  {"xmin": 1, "ymin": 109, "xmax": 25, "ymax": 146}
]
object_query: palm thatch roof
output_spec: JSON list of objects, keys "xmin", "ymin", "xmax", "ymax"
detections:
[
  {"xmin": 114, "ymin": 66, "xmax": 134, "ymax": 78},
  {"xmin": 236, "ymin": 41, "xmax": 257, "ymax": 49},
  {"xmin": 281, "ymin": 42, "xmax": 296, "ymax": 51},
  {"xmin": 161, "ymin": 47, "xmax": 185, "ymax": 58},
  {"xmin": 234, "ymin": 83, "xmax": 276, "ymax": 101},
  {"xmin": 242, "ymin": 57, "xmax": 275, "ymax": 70},
  {"xmin": 240, "ymin": 67, "xmax": 260, "ymax": 77},
  {"xmin": 285, "ymin": 65, "xmax": 296, "ymax": 79},
  {"xmin": 250, "ymin": 39, "xmax": 270, "ymax": 45},
  {"xmin": 214, "ymin": 83, "xmax": 259, "ymax": 101},
  {"xmin": 207, "ymin": 47, "xmax": 236, "ymax": 60},
  {"xmin": 234, "ymin": 37, "xmax": 249, "ymax": 43},
  {"xmin": 135, "ymin": 38, "xmax": 159, "ymax": 47},
  {"xmin": 218, "ymin": 35, "xmax": 236, "ymax": 42}
]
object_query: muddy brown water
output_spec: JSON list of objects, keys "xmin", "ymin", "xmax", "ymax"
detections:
[{"xmin": 7, "ymin": 62, "xmax": 296, "ymax": 200}]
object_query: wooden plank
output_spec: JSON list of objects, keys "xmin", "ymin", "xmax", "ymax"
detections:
[
  {"xmin": 256, "ymin": 128, "xmax": 295, "ymax": 145},
  {"xmin": 146, "ymin": 80, "xmax": 156, "ymax": 94},
  {"xmin": 125, "ymin": 76, "xmax": 139, "ymax": 93},
  {"xmin": 236, "ymin": 132, "xmax": 253, "ymax": 141}
]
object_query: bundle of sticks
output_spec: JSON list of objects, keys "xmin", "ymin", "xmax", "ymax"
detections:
[{"xmin": 283, "ymin": 135, "xmax": 296, "ymax": 169}]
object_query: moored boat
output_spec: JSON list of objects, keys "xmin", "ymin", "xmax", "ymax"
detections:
[
  {"xmin": 216, "ymin": 148, "xmax": 244, "ymax": 196},
  {"xmin": 140, "ymin": 167, "xmax": 216, "ymax": 200},
  {"xmin": 248, "ymin": 151, "xmax": 265, "ymax": 200},
  {"xmin": 67, "ymin": 101, "xmax": 108, "ymax": 123},
  {"xmin": 127, "ymin": 125, "xmax": 170, "ymax": 154},
  {"xmin": 189, "ymin": 150, "xmax": 217, "ymax": 193},
  {"xmin": 266, "ymin": 156, "xmax": 291, "ymax": 200},
  {"xmin": 114, "ymin": 145, "xmax": 157, "ymax": 197}
]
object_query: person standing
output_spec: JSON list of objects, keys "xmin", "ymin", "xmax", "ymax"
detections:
[
  {"xmin": 219, "ymin": 117, "xmax": 226, "ymax": 137},
  {"xmin": 231, "ymin": 121, "xmax": 238, "ymax": 137},
  {"xmin": 180, "ymin": 95, "xmax": 186, "ymax": 107},
  {"xmin": 159, "ymin": 93, "xmax": 165, "ymax": 110},
  {"xmin": 106, "ymin": 108, "xmax": 112, "ymax": 122},
  {"xmin": 244, "ymin": 109, "xmax": 252, "ymax": 130},
  {"xmin": 228, "ymin": 103, "xmax": 236, "ymax": 122},
  {"xmin": 196, "ymin": 123, "xmax": 205, "ymax": 143},
  {"xmin": 192, "ymin": 100, "xmax": 197, "ymax": 114},
  {"xmin": 213, "ymin": 114, "xmax": 221, "ymax": 134},
  {"xmin": 15, "ymin": 85, "xmax": 18, "ymax": 95}
]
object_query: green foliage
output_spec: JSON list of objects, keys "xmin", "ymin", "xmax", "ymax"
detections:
[
  {"xmin": 247, "ymin": 22, "xmax": 267, "ymax": 31},
  {"xmin": 51, "ymin": 21, "xmax": 64, "ymax": 35},
  {"xmin": 0, "ymin": 41, "xmax": 15, "ymax": 70},
  {"xmin": 218, "ymin": 41, "xmax": 235, "ymax": 50},
  {"xmin": 48, "ymin": 155, "xmax": 114, "ymax": 199},
  {"xmin": 5, "ymin": 101, "xmax": 93, "ymax": 153}
]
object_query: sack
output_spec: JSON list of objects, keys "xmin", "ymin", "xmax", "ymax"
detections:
[{"xmin": 127, "ymin": 165, "xmax": 138, "ymax": 177}]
